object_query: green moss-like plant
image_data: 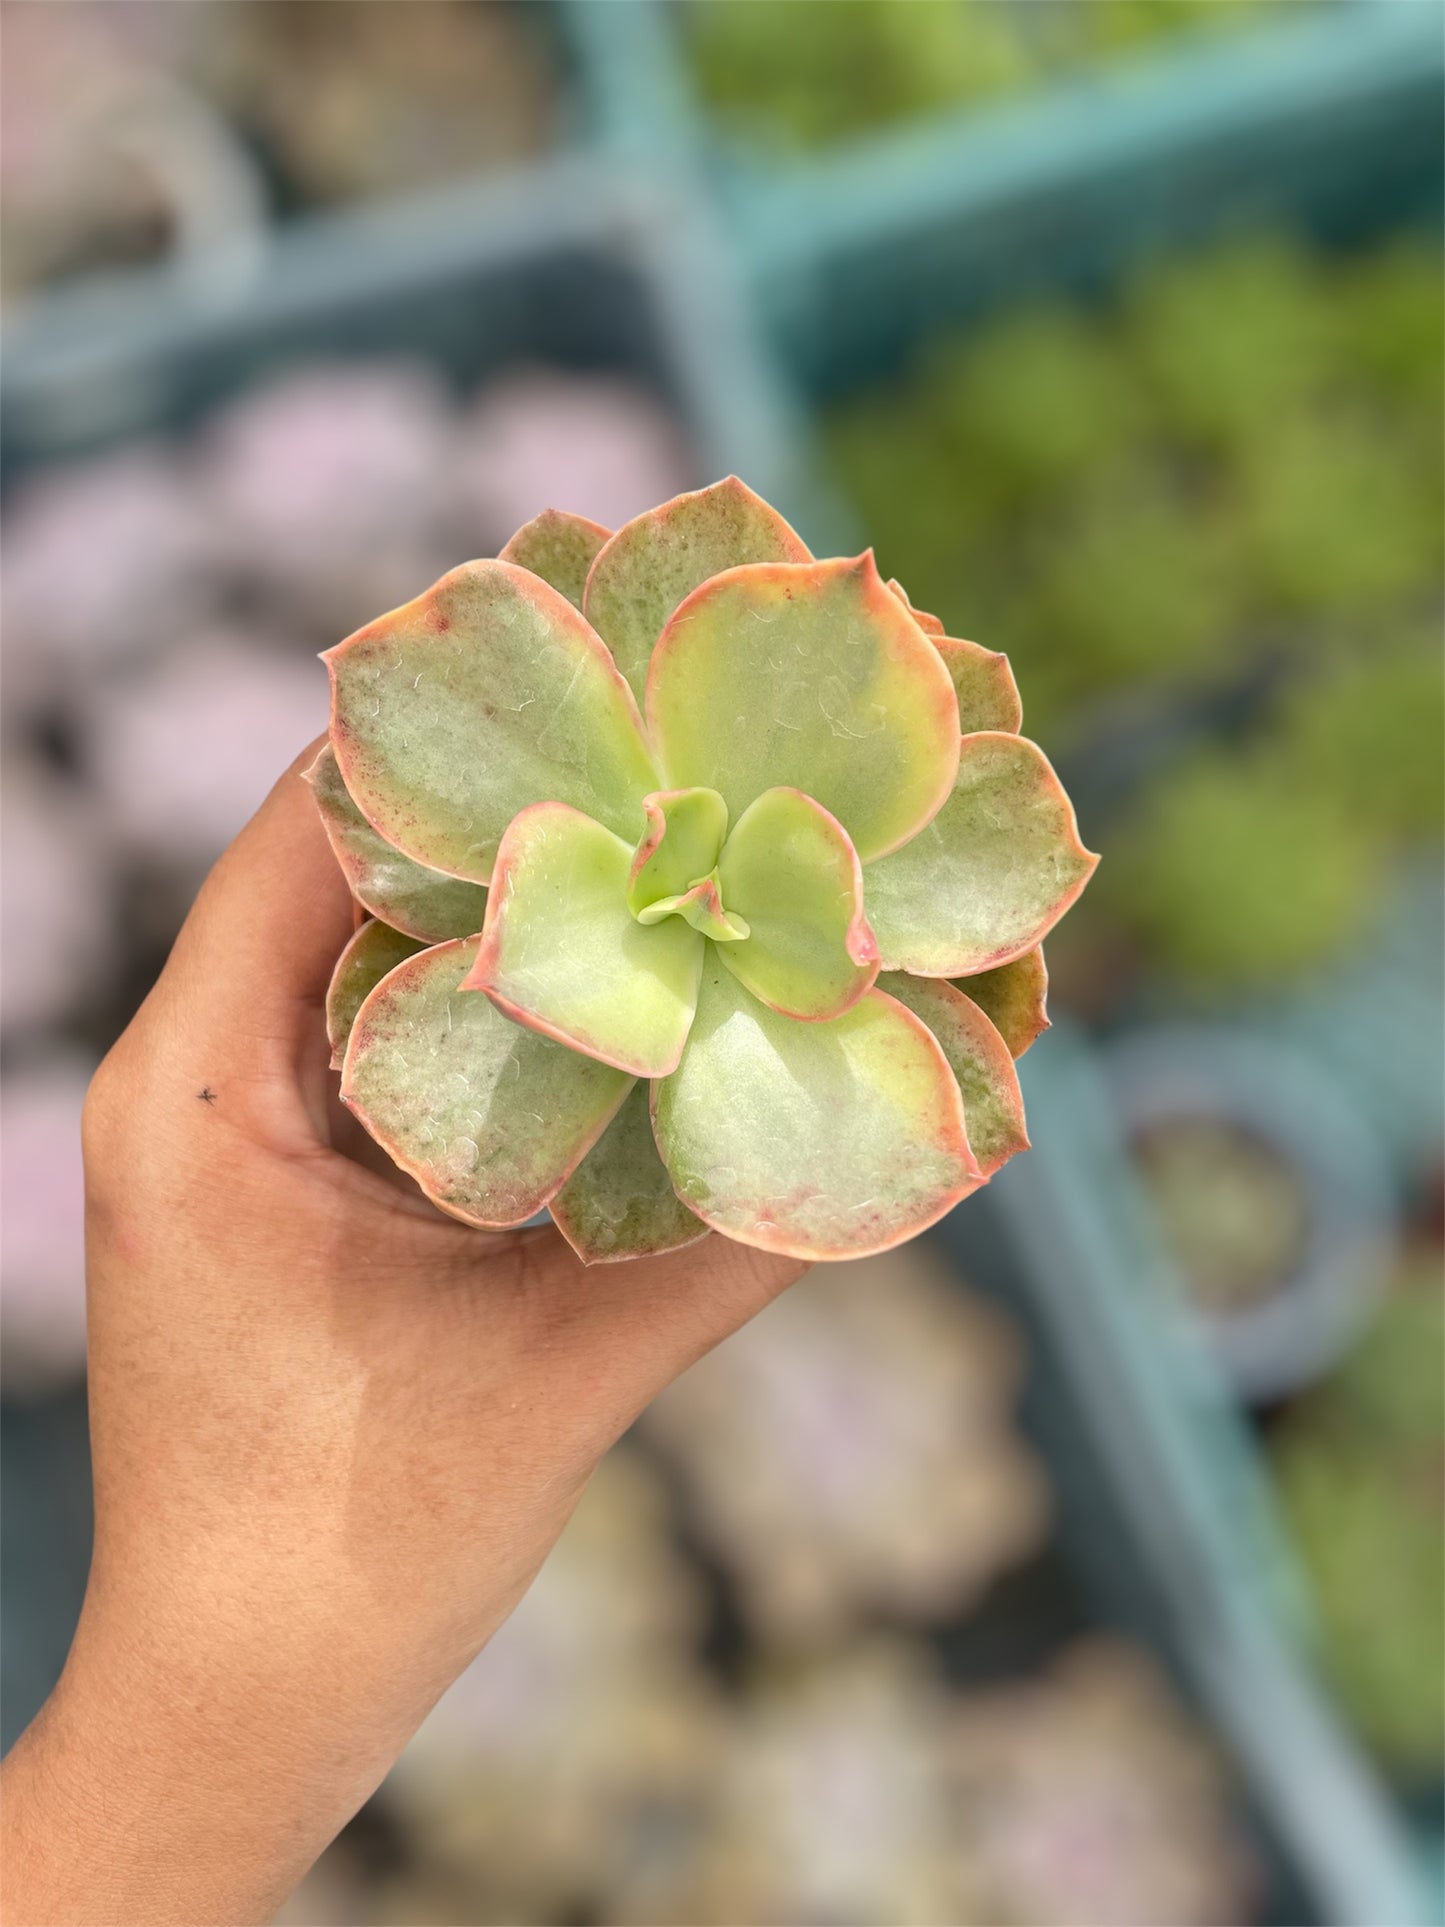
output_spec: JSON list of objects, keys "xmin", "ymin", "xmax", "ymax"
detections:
[{"xmin": 311, "ymin": 480, "xmax": 1095, "ymax": 1263}]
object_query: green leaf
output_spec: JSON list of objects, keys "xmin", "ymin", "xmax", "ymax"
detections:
[
  {"xmin": 305, "ymin": 743, "xmax": 490, "ymax": 943},
  {"xmin": 878, "ymin": 973, "xmax": 1029, "ymax": 1178},
  {"xmin": 463, "ymin": 802, "xmax": 704, "ymax": 1077},
  {"xmin": 866, "ymin": 732, "xmax": 1098, "ymax": 976},
  {"xmin": 648, "ymin": 553, "xmax": 961, "ymax": 863},
  {"xmin": 583, "ymin": 476, "xmax": 812, "ymax": 703},
  {"xmin": 653, "ymin": 954, "xmax": 980, "ymax": 1262},
  {"xmin": 499, "ymin": 508, "xmax": 611, "ymax": 610},
  {"xmin": 887, "ymin": 576, "xmax": 1022, "ymax": 732},
  {"xmin": 635, "ymin": 873, "xmax": 749, "ymax": 943},
  {"xmin": 715, "ymin": 787, "xmax": 878, "ymax": 1020},
  {"xmin": 935, "ymin": 636, "xmax": 1023, "ymax": 735},
  {"xmin": 549, "ymin": 1083, "xmax": 707, "ymax": 1265},
  {"xmin": 626, "ymin": 787, "xmax": 730, "ymax": 916},
  {"xmin": 325, "ymin": 559, "xmax": 658, "ymax": 886},
  {"xmin": 325, "ymin": 918, "xmax": 425, "ymax": 1069},
  {"xmin": 953, "ymin": 948, "xmax": 1049, "ymax": 1059},
  {"xmin": 341, "ymin": 937, "xmax": 631, "ymax": 1227}
]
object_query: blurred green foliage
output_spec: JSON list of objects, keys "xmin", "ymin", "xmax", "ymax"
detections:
[
  {"xmin": 1273, "ymin": 1267, "xmax": 1444, "ymax": 1777},
  {"xmin": 687, "ymin": 0, "xmax": 1292, "ymax": 153},
  {"xmin": 826, "ymin": 236, "xmax": 1443, "ymax": 988}
]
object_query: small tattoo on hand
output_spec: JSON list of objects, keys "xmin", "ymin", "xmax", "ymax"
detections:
[{"xmin": 197, "ymin": 1087, "xmax": 217, "ymax": 1105}]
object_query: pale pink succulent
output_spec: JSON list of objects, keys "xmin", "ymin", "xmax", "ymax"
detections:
[{"xmin": 313, "ymin": 478, "xmax": 1097, "ymax": 1264}]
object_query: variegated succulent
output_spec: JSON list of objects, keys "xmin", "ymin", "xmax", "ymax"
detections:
[{"xmin": 311, "ymin": 478, "xmax": 1096, "ymax": 1264}]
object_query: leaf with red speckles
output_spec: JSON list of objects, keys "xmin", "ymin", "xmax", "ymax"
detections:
[
  {"xmin": 584, "ymin": 476, "xmax": 811, "ymax": 703},
  {"xmin": 934, "ymin": 636, "xmax": 1023, "ymax": 735},
  {"xmin": 550, "ymin": 1083, "xmax": 707, "ymax": 1265},
  {"xmin": 866, "ymin": 732, "xmax": 1098, "ymax": 977},
  {"xmin": 715, "ymin": 787, "xmax": 878, "ymax": 1020},
  {"xmin": 324, "ymin": 559, "xmax": 657, "ymax": 887},
  {"xmin": 953, "ymin": 948, "xmax": 1050, "ymax": 1059},
  {"xmin": 653, "ymin": 952, "xmax": 980, "ymax": 1262},
  {"xmin": 879, "ymin": 973, "xmax": 1029, "ymax": 1177},
  {"xmin": 325, "ymin": 918, "xmax": 425, "ymax": 1069},
  {"xmin": 499, "ymin": 508, "xmax": 611, "ymax": 610},
  {"xmin": 306, "ymin": 742, "xmax": 489, "ymax": 943},
  {"xmin": 463, "ymin": 802, "xmax": 703, "ymax": 1078},
  {"xmin": 648, "ymin": 553, "xmax": 960, "ymax": 863},
  {"xmin": 341, "ymin": 936, "xmax": 631, "ymax": 1227}
]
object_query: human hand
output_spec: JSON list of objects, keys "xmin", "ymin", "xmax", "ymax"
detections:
[{"xmin": 1, "ymin": 746, "xmax": 805, "ymax": 1927}]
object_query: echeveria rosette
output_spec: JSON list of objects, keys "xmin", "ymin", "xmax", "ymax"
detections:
[{"xmin": 315, "ymin": 478, "xmax": 1098, "ymax": 1264}]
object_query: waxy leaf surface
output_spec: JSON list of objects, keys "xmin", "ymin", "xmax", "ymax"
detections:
[
  {"xmin": 325, "ymin": 559, "xmax": 657, "ymax": 885},
  {"xmin": 342, "ymin": 937, "xmax": 630, "ymax": 1226},
  {"xmin": 954, "ymin": 948, "xmax": 1050, "ymax": 1059},
  {"xmin": 584, "ymin": 476, "xmax": 811, "ymax": 703},
  {"xmin": 935, "ymin": 636, "xmax": 1024, "ymax": 735},
  {"xmin": 325, "ymin": 918, "xmax": 425, "ymax": 1068},
  {"xmin": 464, "ymin": 802, "xmax": 702, "ymax": 1078},
  {"xmin": 867, "ymin": 732, "xmax": 1098, "ymax": 976},
  {"xmin": 879, "ymin": 973, "xmax": 1029, "ymax": 1178},
  {"xmin": 715, "ymin": 787, "xmax": 878, "ymax": 1020},
  {"xmin": 653, "ymin": 955, "xmax": 979, "ymax": 1261},
  {"xmin": 887, "ymin": 580, "xmax": 946, "ymax": 637},
  {"xmin": 648, "ymin": 554, "xmax": 960, "ymax": 862},
  {"xmin": 306, "ymin": 742, "xmax": 489, "ymax": 943},
  {"xmin": 627, "ymin": 787, "xmax": 729, "ymax": 916},
  {"xmin": 550, "ymin": 1083, "xmax": 707, "ymax": 1266},
  {"xmin": 499, "ymin": 508, "xmax": 611, "ymax": 610}
]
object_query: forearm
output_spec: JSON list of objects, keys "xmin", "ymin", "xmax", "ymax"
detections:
[{"xmin": 0, "ymin": 1605, "xmax": 403, "ymax": 1927}]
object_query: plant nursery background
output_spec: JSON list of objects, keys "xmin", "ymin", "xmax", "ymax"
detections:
[{"xmin": 2, "ymin": 3, "xmax": 1441, "ymax": 1923}]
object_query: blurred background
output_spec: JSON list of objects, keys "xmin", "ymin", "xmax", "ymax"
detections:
[{"xmin": 1, "ymin": 2, "xmax": 1441, "ymax": 1922}]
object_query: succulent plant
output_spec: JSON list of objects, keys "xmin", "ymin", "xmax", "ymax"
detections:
[{"xmin": 312, "ymin": 479, "xmax": 1096, "ymax": 1265}]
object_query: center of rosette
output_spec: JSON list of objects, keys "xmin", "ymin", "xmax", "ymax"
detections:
[{"xmin": 626, "ymin": 785, "xmax": 748, "ymax": 942}]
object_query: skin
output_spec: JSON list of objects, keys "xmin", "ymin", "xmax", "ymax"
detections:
[{"xmin": 0, "ymin": 746, "xmax": 804, "ymax": 1927}]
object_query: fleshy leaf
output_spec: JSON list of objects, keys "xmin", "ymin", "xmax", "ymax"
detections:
[
  {"xmin": 648, "ymin": 553, "xmax": 960, "ymax": 863},
  {"xmin": 584, "ymin": 476, "xmax": 812, "ymax": 703},
  {"xmin": 325, "ymin": 559, "xmax": 657, "ymax": 886},
  {"xmin": 463, "ymin": 802, "xmax": 703, "ymax": 1077},
  {"xmin": 935, "ymin": 636, "xmax": 1024, "ymax": 735},
  {"xmin": 499, "ymin": 508, "xmax": 611, "ymax": 610},
  {"xmin": 341, "ymin": 937, "xmax": 631, "ymax": 1226},
  {"xmin": 953, "ymin": 948, "xmax": 1050, "ymax": 1059},
  {"xmin": 879, "ymin": 973, "xmax": 1029, "ymax": 1178},
  {"xmin": 305, "ymin": 742, "xmax": 490, "ymax": 943},
  {"xmin": 715, "ymin": 787, "xmax": 878, "ymax": 1020},
  {"xmin": 653, "ymin": 954, "xmax": 980, "ymax": 1262},
  {"xmin": 549, "ymin": 1083, "xmax": 708, "ymax": 1266},
  {"xmin": 627, "ymin": 787, "xmax": 729, "ymax": 916},
  {"xmin": 866, "ymin": 732, "xmax": 1098, "ymax": 976},
  {"xmin": 886, "ymin": 579, "xmax": 1021, "ymax": 733},
  {"xmin": 325, "ymin": 918, "xmax": 425, "ymax": 1069},
  {"xmin": 887, "ymin": 579, "xmax": 945, "ymax": 637},
  {"xmin": 635, "ymin": 873, "xmax": 750, "ymax": 943}
]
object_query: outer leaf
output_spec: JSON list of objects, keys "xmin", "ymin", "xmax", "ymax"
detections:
[
  {"xmin": 715, "ymin": 787, "xmax": 879, "ymax": 1020},
  {"xmin": 463, "ymin": 802, "xmax": 703, "ymax": 1078},
  {"xmin": 879, "ymin": 972, "xmax": 1029, "ymax": 1178},
  {"xmin": 866, "ymin": 732, "xmax": 1098, "ymax": 976},
  {"xmin": 935, "ymin": 636, "xmax": 1024, "ymax": 735},
  {"xmin": 341, "ymin": 937, "xmax": 631, "ymax": 1227},
  {"xmin": 886, "ymin": 579, "xmax": 1022, "ymax": 733},
  {"xmin": 584, "ymin": 476, "xmax": 812, "ymax": 703},
  {"xmin": 626, "ymin": 786, "xmax": 729, "ymax": 915},
  {"xmin": 887, "ymin": 579, "xmax": 945, "ymax": 637},
  {"xmin": 549, "ymin": 1083, "xmax": 707, "ymax": 1266},
  {"xmin": 954, "ymin": 948, "xmax": 1050, "ymax": 1059},
  {"xmin": 325, "ymin": 559, "xmax": 657, "ymax": 886},
  {"xmin": 648, "ymin": 553, "xmax": 961, "ymax": 863},
  {"xmin": 499, "ymin": 508, "xmax": 611, "ymax": 610},
  {"xmin": 653, "ymin": 954, "xmax": 981, "ymax": 1262},
  {"xmin": 305, "ymin": 742, "xmax": 490, "ymax": 943},
  {"xmin": 326, "ymin": 918, "xmax": 425, "ymax": 1068}
]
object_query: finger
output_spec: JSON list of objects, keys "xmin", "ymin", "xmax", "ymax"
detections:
[{"xmin": 154, "ymin": 739, "xmax": 354, "ymax": 1088}]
